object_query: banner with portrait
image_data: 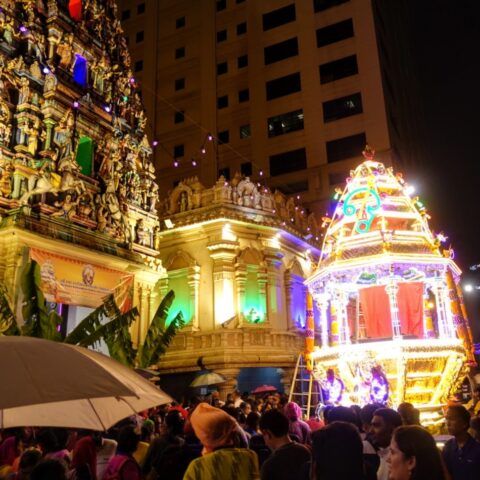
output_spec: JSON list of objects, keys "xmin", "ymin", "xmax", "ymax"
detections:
[{"xmin": 30, "ymin": 248, "xmax": 134, "ymax": 311}]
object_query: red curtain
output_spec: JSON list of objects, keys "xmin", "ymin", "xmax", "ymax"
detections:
[
  {"xmin": 359, "ymin": 286, "xmax": 393, "ymax": 338},
  {"xmin": 397, "ymin": 282, "xmax": 424, "ymax": 337},
  {"xmin": 69, "ymin": 0, "xmax": 82, "ymax": 21}
]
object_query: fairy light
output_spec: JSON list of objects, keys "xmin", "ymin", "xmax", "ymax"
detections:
[
  {"xmin": 173, "ymin": 160, "xmax": 179, "ymax": 167},
  {"xmin": 72, "ymin": 101, "xmax": 80, "ymax": 109}
]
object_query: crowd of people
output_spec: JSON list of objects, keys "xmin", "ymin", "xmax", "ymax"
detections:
[{"xmin": 0, "ymin": 386, "xmax": 479, "ymax": 480}]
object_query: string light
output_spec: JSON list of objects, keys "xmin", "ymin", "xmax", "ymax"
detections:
[
  {"xmin": 104, "ymin": 105, "xmax": 111, "ymax": 113},
  {"xmin": 152, "ymin": 140, "xmax": 159, "ymax": 147},
  {"xmin": 72, "ymin": 101, "xmax": 80, "ymax": 109},
  {"xmin": 192, "ymin": 159, "xmax": 197, "ymax": 167},
  {"xmin": 42, "ymin": 66, "xmax": 50, "ymax": 74},
  {"xmin": 207, "ymin": 134, "xmax": 213, "ymax": 141},
  {"xmin": 173, "ymin": 160, "xmax": 179, "ymax": 167}
]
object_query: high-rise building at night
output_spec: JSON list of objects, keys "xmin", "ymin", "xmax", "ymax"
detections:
[{"xmin": 119, "ymin": 0, "xmax": 396, "ymax": 215}]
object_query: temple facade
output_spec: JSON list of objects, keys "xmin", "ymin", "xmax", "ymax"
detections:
[
  {"xmin": 0, "ymin": 1, "xmax": 165, "ymax": 341},
  {"xmin": 156, "ymin": 174, "xmax": 321, "ymax": 396}
]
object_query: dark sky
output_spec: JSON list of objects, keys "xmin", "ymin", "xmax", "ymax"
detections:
[{"xmin": 399, "ymin": 0, "xmax": 480, "ymax": 334}]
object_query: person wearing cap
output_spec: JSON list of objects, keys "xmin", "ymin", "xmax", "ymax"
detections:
[{"xmin": 183, "ymin": 402, "xmax": 260, "ymax": 480}]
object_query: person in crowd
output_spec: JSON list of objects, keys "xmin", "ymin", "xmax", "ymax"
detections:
[
  {"xmin": 30, "ymin": 459, "xmax": 67, "ymax": 480},
  {"xmin": 388, "ymin": 426, "xmax": 447, "ymax": 480},
  {"xmin": 442, "ymin": 405, "xmax": 480, "ymax": 480},
  {"xmin": 233, "ymin": 390, "xmax": 243, "ymax": 408},
  {"xmin": 239, "ymin": 402, "xmax": 252, "ymax": 425},
  {"xmin": 359, "ymin": 404, "xmax": 383, "ymax": 440},
  {"xmin": 36, "ymin": 428, "xmax": 70, "ymax": 465},
  {"xmin": 244, "ymin": 412, "xmax": 261, "ymax": 437},
  {"xmin": 397, "ymin": 402, "xmax": 421, "ymax": 426},
  {"xmin": 183, "ymin": 402, "xmax": 259, "ymax": 480},
  {"xmin": 311, "ymin": 421, "xmax": 373, "ymax": 480},
  {"xmin": 15, "ymin": 449, "xmax": 42, "ymax": 480},
  {"xmin": 70, "ymin": 430, "xmax": 97, "ymax": 480},
  {"xmin": 283, "ymin": 402, "xmax": 311, "ymax": 445},
  {"xmin": 466, "ymin": 385, "xmax": 480, "ymax": 416},
  {"xmin": 0, "ymin": 429, "xmax": 24, "ymax": 477},
  {"xmin": 142, "ymin": 410, "xmax": 185, "ymax": 478},
  {"xmin": 102, "ymin": 425, "xmax": 141, "ymax": 480},
  {"xmin": 470, "ymin": 415, "xmax": 480, "ymax": 442},
  {"xmin": 370, "ymin": 408, "xmax": 402, "ymax": 480},
  {"xmin": 94, "ymin": 433, "xmax": 117, "ymax": 480},
  {"xmin": 259, "ymin": 409, "xmax": 310, "ymax": 480},
  {"xmin": 132, "ymin": 423, "xmax": 153, "ymax": 468}
]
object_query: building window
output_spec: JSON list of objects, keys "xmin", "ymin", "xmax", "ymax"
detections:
[
  {"xmin": 217, "ymin": 61, "xmax": 228, "ymax": 75},
  {"xmin": 135, "ymin": 31, "xmax": 144, "ymax": 43},
  {"xmin": 237, "ymin": 54, "xmax": 248, "ymax": 68},
  {"xmin": 277, "ymin": 180, "xmax": 309, "ymax": 194},
  {"xmin": 266, "ymin": 72, "xmax": 301, "ymax": 101},
  {"xmin": 316, "ymin": 19, "xmax": 354, "ymax": 47},
  {"xmin": 217, "ymin": 0, "xmax": 227, "ymax": 11},
  {"xmin": 176, "ymin": 16, "xmax": 185, "ymax": 29},
  {"xmin": 323, "ymin": 93, "xmax": 363, "ymax": 122},
  {"xmin": 270, "ymin": 148, "xmax": 307, "ymax": 176},
  {"xmin": 313, "ymin": 0, "xmax": 349, "ymax": 12},
  {"xmin": 237, "ymin": 22, "xmax": 247, "ymax": 35},
  {"xmin": 219, "ymin": 167, "xmax": 231, "ymax": 179},
  {"xmin": 121, "ymin": 9, "xmax": 130, "ymax": 21},
  {"xmin": 218, "ymin": 130, "xmax": 230, "ymax": 144},
  {"xmin": 241, "ymin": 161, "xmax": 252, "ymax": 176},
  {"xmin": 239, "ymin": 124, "xmax": 251, "ymax": 138},
  {"xmin": 238, "ymin": 88, "xmax": 249, "ymax": 102},
  {"xmin": 175, "ymin": 47, "xmax": 185, "ymax": 59},
  {"xmin": 264, "ymin": 37, "xmax": 298, "ymax": 65},
  {"xmin": 217, "ymin": 29, "xmax": 227, "ymax": 42},
  {"xmin": 217, "ymin": 95, "xmax": 229, "ymax": 109},
  {"xmin": 174, "ymin": 111, "xmax": 185, "ymax": 124},
  {"xmin": 326, "ymin": 132, "xmax": 366, "ymax": 163},
  {"xmin": 263, "ymin": 4, "xmax": 296, "ymax": 31},
  {"xmin": 319, "ymin": 55, "xmax": 358, "ymax": 84},
  {"xmin": 134, "ymin": 60, "xmax": 143, "ymax": 72},
  {"xmin": 174, "ymin": 78, "xmax": 185, "ymax": 91},
  {"xmin": 267, "ymin": 109, "xmax": 304, "ymax": 137},
  {"xmin": 173, "ymin": 144, "xmax": 184, "ymax": 159},
  {"xmin": 137, "ymin": 2, "xmax": 145, "ymax": 14}
]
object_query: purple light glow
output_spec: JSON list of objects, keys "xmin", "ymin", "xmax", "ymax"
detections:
[
  {"xmin": 104, "ymin": 105, "xmax": 111, "ymax": 113},
  {"xmin": 192, "ymin": 160, "xmax": 197, "ymax": 166},
  {"xmin": 207, "ymin": 134, "xmax": 213, "ymax": 141},
  {"xmin": 72, "ymin": 101, "xmax": 80, "ymax": 109},
  {"xmin": 42, "ymin": 67, "xmax": 50, "ymax": 74},
  {"xmin": 152, "ymin": 140, "xmax": 159, "ymax": 147},
  {"xmin": 201, "ymin": 147, "xmax": 206, "ymax": 154},
  {"xmin": 174, "ymin": 161, "xmax": 179, "ymax": 167},
  {"xmin": 19, "ymin": 26, "xmax": 28, "ymax": 33}
]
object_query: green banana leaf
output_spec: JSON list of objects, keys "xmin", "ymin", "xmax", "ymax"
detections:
[
  {"xmin": 77, "ymin": 307, "xmax": 139, "ymax": 366},
  {"xmin": 65, "ymin": 293, "xmax": 116, "ymax": 345},
  {"xmin": 20, "ymin": 261, "xmax": 61, "ymax": 341},
  {"xmin": 0, "ymin": 285, "xmax": 19, "ymax": 335}
]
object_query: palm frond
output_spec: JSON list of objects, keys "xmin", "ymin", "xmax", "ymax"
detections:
[
  {"xmin": 137, "ymin": 290, "xmax": 175, "ymax": 368},
  {"xmin": 20, "ymin": 261, "xmax": 61, "ymax": 341},
  {"xmin": 78, "ymin": 307, "xmax": 139, "ymax": 366},
  {"xmin": 139, "ymin": 311, "xmax": 184, "ymax": 368},
  {"xmin": 65, "ymin": 293, "xmax": 116, "ymax": 345},
  {"xmin": 0, "ymin": 285, "xmax": 19, "ymax": 336}
]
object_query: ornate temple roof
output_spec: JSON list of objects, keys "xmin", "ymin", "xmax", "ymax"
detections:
[
  {"xmin": 158, "ymin": 174, "xmax": 322, "ymax": 248},
  {"xmin": 317, "ymin": 147, "xmax": 448, "ymax": 268}
]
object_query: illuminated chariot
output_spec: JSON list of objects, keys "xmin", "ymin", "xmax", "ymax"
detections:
[{"xmin": 290, "ymin": 148, "xmax": 476, "ymax": 426}]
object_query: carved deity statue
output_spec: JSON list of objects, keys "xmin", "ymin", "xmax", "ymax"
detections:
[{"xmin": 56, "ymin": 33, "xmax": 74, "ymax": 70}]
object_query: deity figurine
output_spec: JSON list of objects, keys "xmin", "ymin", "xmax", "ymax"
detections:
[
  {"xmin": 91, "ymin": 56, "xmax": 109, "ymax": 94},
  {"xmin": 18, "ymin": 77, "xmax": 31, "ymax": 105},
  {"xmin": 52, "ymin": 193, "xmax": 78, "ymax": 221},
  {"xmin": 0, "ymin": 100, "xmax": 12, "ymax": 146},
  {"xmin": 53, "ymin": 109, "xmax": 75, "ymax": 161},
  {"xmin": 56, "ymin": 33, "xmax": 74, "ymax": 70},
  {"xmin": 135, "ymin": 218, "xmax": 150, "ymax": 246}
]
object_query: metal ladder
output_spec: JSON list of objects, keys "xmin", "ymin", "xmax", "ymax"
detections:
[{"xmin": 288, "ymin": 354, "xmax": 321, "ymax": 419}]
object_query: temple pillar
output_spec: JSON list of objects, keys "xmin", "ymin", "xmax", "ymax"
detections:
[
  {"xmin": 187, "ymin": 265, "xmax": 201, "ymax": 331},
  {"xmin": 264, "ymin": 248, "xmax": 284, "ymax": 329},
  {"xmin": 207, "ymin": 241, "xmax": 238, "ymax": 327},
  {"xmin": 257, "ymin": 268, "xmax": 268, "ymax": 326},
  {"xmin": 216, "ymin": 367, "xmax": 241, "ymax": 401},
  {"xmin": 386, "ymin": 281, "xmax": 401, "ymax": 338},
  {"xmin": 318, "ymin": 293, "xmax": 330, "ymax": 348},
  {"xmin": 234, "ymin": 262, "xmax": 247, "ymax": 327}
]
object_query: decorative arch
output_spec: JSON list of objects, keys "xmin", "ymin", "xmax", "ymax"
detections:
[
  {"xmin": 164, "ymin": 249, "xmax": 200, "ymax": 330},
  {"xmin": 235, "ymin": 247, "xmax": 267, "ymax": 325},
  {"xmin": 169, "ymin": 183, "xmax": 193, "ymax": 214}
]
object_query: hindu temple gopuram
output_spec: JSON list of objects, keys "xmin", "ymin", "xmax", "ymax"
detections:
[
  {"xmin": 0, "ymin": 0, "xmax": 164, "ymax": 341},
  {"xmin": 290, "ymin": 148, "xmax": 476, "ymax": 427}
]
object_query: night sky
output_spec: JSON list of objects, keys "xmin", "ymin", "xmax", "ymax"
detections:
[{"xmin": 393, "ymin": 1, "xmax": 480, "ymax": 336}]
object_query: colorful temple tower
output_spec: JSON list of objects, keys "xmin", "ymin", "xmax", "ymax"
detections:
[
  {"xmin": 0, "ymin": 1, "xmax": 165, "ymax": 341},
  {"xmin": 295, "ymin": 148, "xmax": 475, "ymax": 425}
]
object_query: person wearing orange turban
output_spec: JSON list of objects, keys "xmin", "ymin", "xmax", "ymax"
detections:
[{"xmin": 183, "ymin": 403, "xmax": 260, "ymax": 480}]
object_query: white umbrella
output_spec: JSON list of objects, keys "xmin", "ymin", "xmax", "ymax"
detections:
[
  {"xmin": 0, "ymin": 336, "xmax": 172, "ymax": 430},
  {"xmin": 190, "ymin": 371, "xmax": 226, "ymax": 387}
]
